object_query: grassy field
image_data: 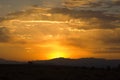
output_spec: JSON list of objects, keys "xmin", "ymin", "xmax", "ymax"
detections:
[{"xmin": 0, "ymin": 64, "xmax": 120, "ymax": 80}]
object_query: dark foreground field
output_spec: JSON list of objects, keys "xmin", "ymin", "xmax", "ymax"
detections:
[{"xmin": 0, "ymin": 64, "xmax": 120, "ymax": 80}]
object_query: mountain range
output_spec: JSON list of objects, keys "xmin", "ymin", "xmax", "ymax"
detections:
[
  {"xmin": 31, "ymin": 58, "xmax": 120, "ymax": 68},
  {"xmin": 0, "ymin": 58, "xmax": 120, "ymax": 68},
  {"xmin": 0, "ymin": 58, "xmax": 23, "ymax": 64}
]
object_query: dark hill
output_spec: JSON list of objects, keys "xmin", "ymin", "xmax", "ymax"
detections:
[{"xmin": 31, "ymin": 58, "xmax": 120, "ymax": 68}]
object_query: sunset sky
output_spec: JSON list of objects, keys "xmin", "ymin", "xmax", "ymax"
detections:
[{"xmin": 0, "ymin": 0, "xmax": 120, "ymax": 61}]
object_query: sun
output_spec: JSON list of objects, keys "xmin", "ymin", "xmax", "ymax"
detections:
[
  {"xmin": 41, "ymin": 41, "xmax": 69, "ymax": 60},
  {"xmin": 48, "ymin": 52, "xmax": 67, "ymax": 59}
]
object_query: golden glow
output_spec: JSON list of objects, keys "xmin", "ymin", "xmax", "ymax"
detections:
[
  {"xmin": 44, "ymin": 42, "xmax": 69, "ymax": 59},
  {"xmin": 48, "ymin": 52, "xmax": 67, "ymax": 59}
]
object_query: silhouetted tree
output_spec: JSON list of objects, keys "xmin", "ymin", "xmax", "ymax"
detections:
[{"xmin": 28, "ymin": 61, "xmax": 33, "ymax": 64}]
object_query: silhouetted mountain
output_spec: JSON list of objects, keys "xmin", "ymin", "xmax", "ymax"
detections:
[
  {"xmin": 1, "ymin": 58, "xmax": 120, "ymax": 68},
  {"xmin": 31, "ymin": 58, "xmax": 120, "ymax": 68},
  {"xmin": 0, "ymin": 58, "xmax": 23, "ymax": 64}
]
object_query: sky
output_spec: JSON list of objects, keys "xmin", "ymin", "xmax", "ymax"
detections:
[{"xmin": 0, "ymin": 0, "xmax": 120, "ymax": 61}]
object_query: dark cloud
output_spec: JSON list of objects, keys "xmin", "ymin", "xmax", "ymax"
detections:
[
  {"xmin": 0, "ymin": 27, "xmax": 28, "ymax": 44},
  {"xmin": 49, "ymin": 8, "xmax": 120, "ymax": 29},
  {"xmin": 64, "ymin": 36, "xmax": 120, "ymax": 54},
  {"xmin": 58, "ymin": 8, "xmax": 117, "ymax": 20},
  {"xmin": 1, "ymin": 3, "xmax": 120, "ymax": 30},
  {"xmin": 112, "ymin": 0, "xmax": 120, "ymax": 6},
  {"xmin": 63, "ymin": 0, "xmax": 101, "ymax": 8},
  {"xmin": 61, "ymin": 28, "xmax": 120, "ymax": 54},
  {"xmin": 93, "ymin": 47, "xmax": 120, "ymax": 54},
  {"xmin": 63, "ymin": 0, "xmax": 120, "ymax": 8},
  {"xmin": 101, "ymin": 34, "xmax": 120, "ymax": 45},
  {"xmin": 0, "ymin": 27, "xmax": 11, "ymax": 42}
]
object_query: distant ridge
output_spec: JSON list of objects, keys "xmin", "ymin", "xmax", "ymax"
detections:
[
  {"xmin": 31, "ymin": 58, "xmax": 120, "ymax": 68},
  {"xmin": 0, "ymin": 58, "xmax": 23, "ymax": 64},
  {"xmin": 1, "ymin": 58, "xmax": 120, "ymax": 68}
]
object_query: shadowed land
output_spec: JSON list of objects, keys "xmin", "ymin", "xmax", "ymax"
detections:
[{"xmin": 0, "ymin": 64, "xmax": 120, "ymax": 80}]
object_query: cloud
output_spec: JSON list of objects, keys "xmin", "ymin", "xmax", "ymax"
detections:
[
  {"xmin": 112, "ymin": 0, "xmax": 120, "ymax": 5},
  {"xmin": 0, "ymin": 4, "xmax": 120, "ymax": 55},
  {"xmin": 63, "ymin": 0, "xmax": 120, "ymax": 8},
  {"xmin": 49, "ymin": 8, "xmax": 120, "ymax": 29},
  {"xmin": 63, "ymin": 0, "xmax": 100, "ymax": 8},
  {"xmin": 0, "ymin": 27, "xmax": 11, "ymax": 42},
  {"xmin": 61, "ymin": 28, "xmax": 120, "ymax": 54},
  {"xmin": 0, "ymin": 27, "xmax": 27, "ymax": 44},
  {"xmin": 93, "ymin": 47, "xmax": 120, "ymax": 53}
]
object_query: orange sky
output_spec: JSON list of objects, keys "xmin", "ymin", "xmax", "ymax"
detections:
[{"xmin": 0, "ymin": 0, "xmax": 120, "ymax": 61}]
